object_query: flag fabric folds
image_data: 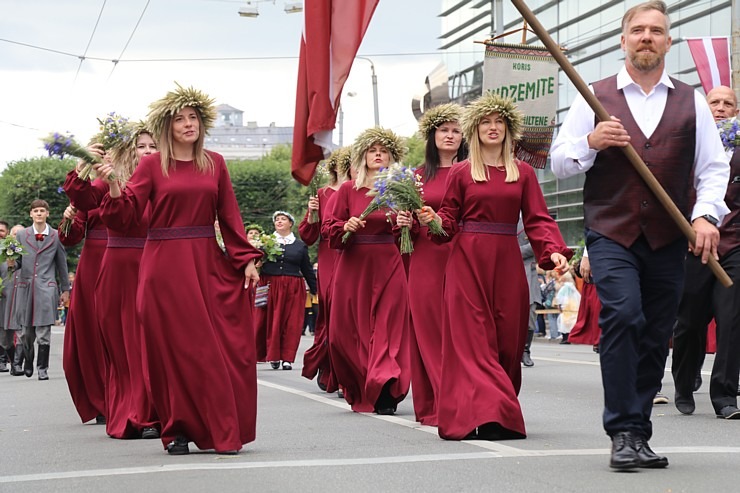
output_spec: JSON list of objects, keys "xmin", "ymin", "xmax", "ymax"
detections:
[
  {"xmin": 291, "ymin": 0, "xmax": 380, "ymax": 185},
  {"xmin": 686, "ymin": 37, "xmax": 731, "ymax": 94}
]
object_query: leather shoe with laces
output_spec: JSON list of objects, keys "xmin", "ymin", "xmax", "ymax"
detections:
[
  {"xmin": 633, "ymin": 436, "xmax": 669, "ymax": 468},
  {"xmin": 674, "ymin": 391, "xmax": 695, "ymax": 415},
  {"xmin": 166, "ymin": 436, "xmax": 190, "ymax": 455},
  {"xmin": 716, "ymin": 405, "xmax": 740, "ymax": 420},
  {"xmin": 609, "ymin": 431, "xmax": 639, "ymax": 470}
]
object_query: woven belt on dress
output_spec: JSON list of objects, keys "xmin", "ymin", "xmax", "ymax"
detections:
[
  {"xmin": 85, "ymin": 229, "xmax": 108, "ymax": 240},
  {"xmin": 107, "ymin": 236, "xmax": 146, "ymax": 248},
  {"xmin": 147, "ymin": 225, "xmax": 216, "ymax": 241},
  {"xmin": 461, "ymin": 221, "xmax": 517, "ymax": 236},
  {"xmin": 352, "ymin": 234, "xmax": 395, "ymax": 244}
]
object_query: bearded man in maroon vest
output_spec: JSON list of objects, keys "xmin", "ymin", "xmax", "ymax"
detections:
[
  {"xmin": 551, "ymin": 0, "xmax": 730, "ymax": 472},
  {"xmin": 671, "ymin": 85, "xmax": 740, "ymax": 421}
]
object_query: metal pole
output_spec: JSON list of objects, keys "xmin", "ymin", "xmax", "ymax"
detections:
[
  {"xmin": 357, "ymin": 56, "xmax": 380, "ymax": 126},
  {"xmin": 338, "ymin": 105, "xmax": 344, "ymax": 147},
  {"xmin": 510, "ymin": 0, "xmax": 733, "ymax": 288},
  {"xmin": 495, "ymin": 0, "xmax": 504, "ymax": 36}
]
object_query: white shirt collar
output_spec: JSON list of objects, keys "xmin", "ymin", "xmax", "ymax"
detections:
[
  {"xmin": 273, "ymin": 231, "xmax": 295, "ymax": 245},
  {"xmin": 33, "ymin": 224, "xmax": 50, "ymax": 236},
  {"xmin": 616, "ymin": 65, "xmax": 674, "ymax": 93}
]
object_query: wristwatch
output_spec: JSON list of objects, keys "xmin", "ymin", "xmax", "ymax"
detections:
[{"xmin": 696, "ymin": 214, "xmax": 719, "ymax": 226}]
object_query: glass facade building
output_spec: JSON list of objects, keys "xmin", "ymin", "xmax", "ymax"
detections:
[{"xmin": 435, "ymin": 0, "xmax": 732, "ymax": 244}]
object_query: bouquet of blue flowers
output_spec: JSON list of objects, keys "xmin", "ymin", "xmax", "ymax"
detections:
[
  {"xmin": 95, "ymin": 112, "xmax": 133, "ymax": 152},
  {"xmin": 717, "ymin": 117, "xmax": 740, "ymax": 151},
  {"xmin": 342, "ymin": 163, "xmax": 446, "ymax": 253},
  {"xmin": 41, "ymin": 132, "xmax": 104, "ymax": 181}
]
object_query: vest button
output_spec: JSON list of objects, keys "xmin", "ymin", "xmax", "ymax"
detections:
[
  {"xmin": 642, "ymin": 200, "xmax": 648, "ymax": 207},
  {"xmin": 645, "ymin": 143, "xmax": 651, "ymax": 149}
]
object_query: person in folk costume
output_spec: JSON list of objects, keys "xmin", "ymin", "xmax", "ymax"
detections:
[
  {"xmin": 418, "ymin": 93, "xmax": 571, "ymax": 440},
  {"xmin": 300, "ymin": 147, "xmax": 351, "ymax": 391},
  {"xmin": 395, "ymin": 103, "xmax": 466, "ymax": 426},
  {"xmin": 0, "ymin": 221, "xmax": 12, "ymax": 373},
  {"xmin": 254, "ymin": 210, "xmax": 316, "ymax": 370},
  {"xmin": 553, "ymin": 271, "xmax": 581, "ymax": 344},
  {"xmin": 671, "ymin": 85, "xmax": 740, "ymax": 420},
  {"xmin": 57, "ymin": 198, "xmax": 108, "ymax": 423},
  {"xmin": 569, "ymin": 247, "xmax": 602, "ymax": 352},
  {"xmin": 326, "ymin": 127, "xmax": 412, "ymax": 415},
  {"xmin": 4, "ymin": 225, "xmax": 25, "ymax": 375},
  {"xmin": 551, "ymin": 1, "xmax": 730, "ymax": 469},
  {"xmin": 11, "ymin": 200, "xmax": 71, "ymax": 380},
  {"xmin": 64, "ymin": 123, "xmax": 162, "ymax": 438},
  {"xmin": 95, "ymin": 84, "xmax": 262, "ymax": 455},
  {"xmin": 517, "ymin": 215, "xmax": 541, "ymax": 367}
]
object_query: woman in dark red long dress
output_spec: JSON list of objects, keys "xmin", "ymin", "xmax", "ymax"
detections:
[
  {"xmin": 63, "ymin": 129, "xmax": 161, "ymax": 439},
  {"xmin": 396, "ymin": 104, "xmax": 466, "ymax": 426},
  {"xmin": 96, "ymin": 86, "xmax": 262, "ymax": 455},
  {"xmin": 300, "ymin": 147, "xmax": 350, "ymax": 391},
  {"xmin": 569, "ymin": 251, "xmax": 602, "ymax": 349},
  {"xmin": 419, "ymin": 94, "xmax": 571, "ymax": 440},
  {"xmin": 327, "ymin": 127, "xmax": 411, "ymax": 415},
  {"xmin": 254, "ymin": 211, "xmax": 316, "ymax": 370},
  {"xmin": 58, "ymin": 204, "xmax": 107, "ymax": 424}
]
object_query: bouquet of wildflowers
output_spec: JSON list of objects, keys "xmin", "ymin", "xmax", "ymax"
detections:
[
  {"xmin": 251, "ymin": 234, "xmax": 284, "ymax": 262},
  {"xmin": 308, "ymin": 164, "xmax": 328, "ymax": 223},
  {"xmin": 0, "ymin": 236, "xmax": 28, "ymax": 263},
  {"xmin": 364, "ymin": 163, "xmax": 447, "ymax": 254},
  {"xmin": 94, "ymin": 112, "xmax": 133, "ymax": 151},
  {"xmin": 717, "ymin": 117, "xmax": 740, "ymax": 151},
  {"xmin": 58, "ymin": 206, "xmax": 77, "ymax": 237},
  {"xmin": 41, "ymin": 132, "xmax": 103, "ymax": 181}
]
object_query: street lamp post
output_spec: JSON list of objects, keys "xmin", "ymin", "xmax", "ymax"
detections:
[{"xmin": 355, "ymin": 56, "xmax": 379, "ymax": 126}]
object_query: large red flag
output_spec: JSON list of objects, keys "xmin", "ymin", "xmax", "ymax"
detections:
[
  {"xmin": 686, "ymin": 37, "xmax": 731, "ymax": 93},
  {"xmin": 291, "ymin": 0, "xmax": 379, "ymax": 185}
]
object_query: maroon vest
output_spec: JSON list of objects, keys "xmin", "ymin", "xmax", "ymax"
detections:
[
  {"xmin": 719, "ymin": 149, "xmax": 740, "ymax": 257},
  {"xmin": 584, "ymin": 75, "xmax": 696, "ymax": 250}
]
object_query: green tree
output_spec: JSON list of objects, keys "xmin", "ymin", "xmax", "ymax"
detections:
[
  {"xmin": 0, "ymin": 157, "xmax": 82, "ymax": 268},
  {"xmin": 404, "ymin": 133, "xmax": 425, "ymax": 167}
]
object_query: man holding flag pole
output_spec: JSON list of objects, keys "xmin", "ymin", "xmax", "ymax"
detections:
[{"xmin": 550, "ymin": 0, "xmax": 730, "ymax": 471}]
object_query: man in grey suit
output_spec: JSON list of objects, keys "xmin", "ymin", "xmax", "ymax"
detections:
[
  {"xmin": 9, "ymin": 200, "xmax": 70, "ymax": 380},
  {"xmin": 518, "ymin": 218, "xmax": 539, "ymax": 367},
  {"xmin": 0, "ymin": 220, "xmax": 11, "ymax": 373}
]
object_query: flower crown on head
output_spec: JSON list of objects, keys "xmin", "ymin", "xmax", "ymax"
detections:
[
  {"xmin": 147, "ymin": 83, "xmax": 217, "ymax": 141},
  {"xmin": 245, "ymin": 223, "xmax": 264, "ymax": 233},
  {"xmin": 418, "ymin": 103, "xmax": 463, "ymax": 139},
  {"xmin": 326, "ymin": 147, "xmax": 352, "ymax": 177},
  {"xmin": 351, "ymin": 127, "xmax": 407, "ymax": 170},
  {"xmin": 272, "ymin": 210, "xmax": 295, "ymax": 224},
  {"xmin": 461, "ymin": 91, "xmax": 524, "ymax": 144},
  {"xmin": 109, "ymin": 120, "xmax": 152, "ymax": 164}
]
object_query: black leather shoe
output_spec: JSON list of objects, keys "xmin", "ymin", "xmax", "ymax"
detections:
[
  {"xmin": 521, "ymin": 352, "xmax": 534, "ymax": 367},
  {"xmin": 609, "ymin": 431, "xmax": 639, "ymax": 470},
  {"xmin": 716, "ymin": 405, "xmax": 740, "ymax": 420},
  {"xmin": 375, "ymin": 407, "xmax": 395, "ymax": 416},
  {"xmin": 269, "ymin": 361, "xmax": 280, "ymax": 370},
  {"xmin": 166, "ymin": 436, "xmax": 189, "ymax": 455},
  {"xmin": 95, "ymin": 415, "xmax": 106, "ymax": 425},
  {"xmin": 141, "ymin": 427, "xmax": 160, "ymax": 439},
  {"xmin": 693, "ymin": 374, "xmax": 702, "ymax": 392},
  {"xmin": 634, "ymin": 436, "xmax": 669, "ymax": 468},
  {"xmin": 674, "ymin": 391, "xmax": 695, "ymax": 415}
]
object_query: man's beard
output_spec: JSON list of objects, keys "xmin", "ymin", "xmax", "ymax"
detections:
[{"xmin": 629, "ymin": 50, "xmax": 662, "ymax": 72}]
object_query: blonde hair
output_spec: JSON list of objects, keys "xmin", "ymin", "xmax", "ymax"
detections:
[
  {"xmin": 350, "ymin": 127, "xmax": 406, "ymax": 190},
  {"xmin": 622, "ymin": 1, "xmax": 669, "ymax": 33},
  {"xmin": 114, "ymin": 130, "xmax": 153, "ymax": 186},
  {"xmin": 158, "ymin": 110, "xmax": 214, "ymax": 177},
  {"xmin": 468, "ymin": 120, "xmax": 519, "ymax": 183},
  {"xmin": 461, "ymin": 92, "xmax": 523, "ymax": 183}
]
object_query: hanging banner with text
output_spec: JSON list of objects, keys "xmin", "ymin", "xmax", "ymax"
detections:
[{"xmin": 483, "ymin": 42, "xmax": 558, "ymax": 169}]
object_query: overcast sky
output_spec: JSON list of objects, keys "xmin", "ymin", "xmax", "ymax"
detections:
[{"xmin": 0, "ymin": 0, "xmax": 442, "ymax": 169}]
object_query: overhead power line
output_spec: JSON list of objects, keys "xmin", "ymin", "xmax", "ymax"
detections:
[
  {"xmin": 74, "ymin": 0, "xmax": 108, "ymax": 83},
  {"xmin": 107, "ymin": 0, "xmax": 151, "ymax": 81}
]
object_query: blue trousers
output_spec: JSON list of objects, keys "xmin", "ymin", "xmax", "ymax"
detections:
[{"xmin": 586, "ymin": 231, "xmax": 686, "ymax": 439}]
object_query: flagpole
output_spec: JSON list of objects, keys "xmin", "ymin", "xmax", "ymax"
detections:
[
  {"xmin": 510, "ymin": 0, "xmax": 733, "ymax": 288},
  {"xmin": 733, "ymin": 0, "xmax": 740, "ymax": 99}
]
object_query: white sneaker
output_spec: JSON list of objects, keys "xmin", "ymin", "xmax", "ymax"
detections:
[
  {"xmin": 653, "ymin": 392, "xmax": 669, "ymax": 405},
  {"xmin": 282, "ymin": 361, "xmax": 292, "ymax": 370}
]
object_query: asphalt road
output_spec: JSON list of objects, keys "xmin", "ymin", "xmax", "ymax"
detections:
[{"xmin": 1, "ymin": 329, "xmax": 738, "ymax": 493}]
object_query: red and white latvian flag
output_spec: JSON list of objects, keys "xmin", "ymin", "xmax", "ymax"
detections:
[
  {"xmin": 686, "ymin": 37, "xmax": 731, "ymax": 94},
  {"xmin": 291, "ymin": 0, "xmax": 379, "ymax": 185}
]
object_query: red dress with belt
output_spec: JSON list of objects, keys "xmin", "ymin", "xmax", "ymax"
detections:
[
  {"xmin": 99, "ymin": 151, "xmax": 262, "ymax": 452},
  {"xmin": 58, "ymin": 202, "xmax": 107, "ymax": 423},
  {"xmin": 406, "ymin": 166, "xmax": 452, "ymax": 426},
  {"xmin": 326, "ymin": 180, "xmax": 411, "ymax": 412},
  {"xmin": 299, "ymin": 186, "xmax": 338, "ymax": 391},
  {"xmin": 434, "ymin": 161, "xmax": 571, "ymax": 440}
]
